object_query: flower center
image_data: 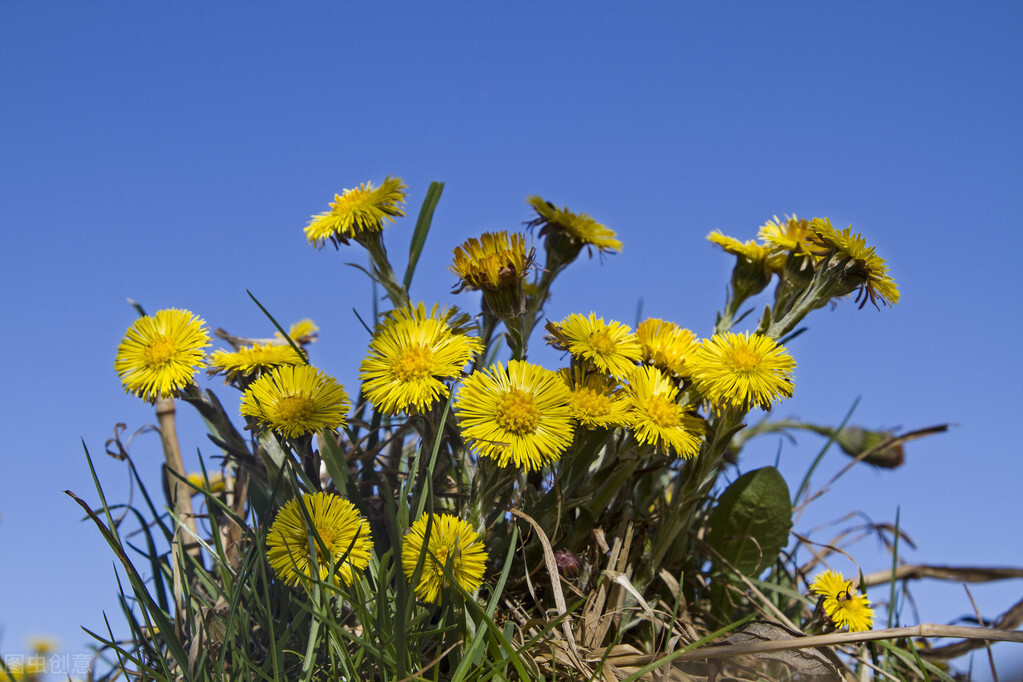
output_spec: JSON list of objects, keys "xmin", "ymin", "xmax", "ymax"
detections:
[
  {"xmin": 391, "ymin": 345, "xmax": 435, "ymax": 381},
  {"xmin": 728, "ymin": 347, "xmax": 762, "ymax": 372},
  {"xmin": 645, "ymin": 394, "xmax": 680, "ymax": 428},
  {"xmin": 274, "ymin": 395, "xmax": 316, "ymax": 424},
  {"xmin": 588, "ymin": 330, "xmax": 615, "ymax": 355},
  {"xmin": 144, "ymin": 337, "xmax": 176, "ymax": 366},
  {"xmin": 495, "ymin": 388, "xmax": 541, "ymax": 434},
  {"xmin": 572, "ymin": 388, "xmax": 612, "ymax": 417},
  {"xmin": 431, "ymin": 546, "xmax": 461, "ymax": 579}
]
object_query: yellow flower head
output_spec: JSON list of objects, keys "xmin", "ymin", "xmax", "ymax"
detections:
[
  {"xmin": 402, "ymin": 513, "xmax": 488, "ymax": 604},
  {"xmin": 276, "ymin": 318, "xmax": 320, "ymax": 345},
  {"xmin": 758, "ymin": 214, "xmax": 815, "ymax": 255},
  {"xmin": 624, "ymin": 366, "xmax": 705, "ymax": 458},
  {"xmin": 707, "ymin": 230, "xmax": 782, "ymax": 269},
  {"xmin": 186, "ymin": 471, "xmax": 228, "ymax": 494},
  {"xmin": 266, "ymin": 492, "xmax": 372, "ymax": 587},
  {"xmin": 807, "ymin": 218, "xmax": 900, "ymax": 308},
  {"xmin": 240, "ymin": 364, "xmax": 350, "ymax": 438},
  {"xmin": 527, "ymin": 195, "xmax": 622, "ymax": 255},
  {"xmin": 810, "ymin": 569, "xmax": 874, "ymax": 632},
  {"xmin": 636, "ymin": 318, "xmax": 701, "ymax": 378},
  {"xmin": 455, "ymin": 360, "xmax": 574, "ymax": 471},
  {"xmin": 450, "ymin": 231, "xmax": 533, "ymax": 292},
  {"xmin": 690, "ymin": 332, "xmax": 795, "ymax": 411},
  {"xmin": 546, "ymin": 313, "xmax": 643, "ymax": 379},
  {"xmin": 304, "ymin": 176, "xmax": 407, "ymax": 247},
  {"xmin": 359, "ymin": 303, "xmax": 484, "ymax": 415},
  {"xmin": 208, "ymin": 342, "xmax": 305, "ymax": 381},
  {"xmin": 114, "ymin": 308, "xmax": 210, "ymax": 403},
  {"xmin": 559, "ymin": 366, "xmax": 630, "ymax": 430}
]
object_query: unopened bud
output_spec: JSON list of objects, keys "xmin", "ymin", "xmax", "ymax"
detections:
[{"xmin": 554, "ymin": 549, "xmax": 582, "ymax": 579}]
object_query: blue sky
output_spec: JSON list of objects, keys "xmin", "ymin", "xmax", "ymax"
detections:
[{"xmin": 2, "ymin": 2, "xmax": 1021, "ymax": 678}]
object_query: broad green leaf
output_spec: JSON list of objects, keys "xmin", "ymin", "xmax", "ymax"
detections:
[{"xmin": 707, "ymin": 466, "xmax": 792, "ymax": 577}]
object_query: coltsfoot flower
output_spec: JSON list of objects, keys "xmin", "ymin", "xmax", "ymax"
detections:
[
  {"xmin": 810, "ymin": 569, "xmax": 874, "ymax": 632},
  {"xmin": 266, "ymin": 492, "xmax": 372, "ymax": 587},
  {"xmin": 527, "ymin": 195, "xmax": 622, "ymax": 255},
  {"xmin": 359, "ymin": 303, "xmax": 483, "ymax": 414},
  {"xmin": 624, "ymin": 366, "xmax": 705, "ymax": 458},
  {"xmin": 114, "ymin": 308, "xmax": 210, "ymax": 402},
  {"xmin": 208, "ymin": 342, "xmax": 305, "ymax": 381},
  {"xmin": 455, "ymin": 360, "xmax": 574, "ymax": 470},
  {"xmin": 690, "ymin": 332, "xmax": 795, "ymax": 411},
  {"xmin": 304, "ymin": 176, "xmax": 407, "ymax": 247},
  {"xmin": 636, "ymin": 318, "xmax": 700, "ymax": 378},
  {"xmin": 807, "ymin": 218, "xmax": 900, "ymax": 308},
  {"xmin": 546, "ymin": 313, "xmax": 642, "ymax": 379},
  {"xmin": 559, "ymin": 366, "xmax": 630, "ymax": 429},
  {"xmin": 240, "ymin": 364, "xmax": 350, "ymax": 438},
  {"xmin": 758, "ymin": 214, "xmax": 815, "ymax": 255},
  {"xmin": 450, "ymin": 231, "xmax": 533, "ymax": 318},
  {"xmin": 402, "ymin": 513, "xmax": 488, "ymax": 604}
]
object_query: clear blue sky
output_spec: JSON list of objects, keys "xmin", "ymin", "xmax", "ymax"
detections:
[{"xmin": 2, "ymin": 2, "xmax": 1021, "ymax": 678}]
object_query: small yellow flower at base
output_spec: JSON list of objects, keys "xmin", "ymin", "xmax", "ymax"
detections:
[
  {"xmin": 240, "ymin": 364, "xmax": 350, "ymax": 439},
  {"xmin": 690, "ymin": 332, "xmax": 795, "ymax": 412},
  {"xmin": 402, "ymin": 514, "xmax": 488, "ymax": 604},
  {"xmin": 559, "ymin": 366, "xmax": 630, "ymax": 429},
  {"xmin": 266, "ymin": 492, "xmax": 372, "ymax": 587},
  {"xmin": 304, "ymin": 176, "xmax": 407, "ymax": 247},
  {"xmin": 810, "ymin": 569, "xmax": 874, "ymax": 632},
  {"xmin": 455, "ymin": 360, "xmax": 574, "ymax": 471},
  {"xmin": 114, "ymin": 308, "xmax": 210, "ymax": 403},
  {"xmin": 636, "ymin": 318, "xmax": 700, "ymax": 378},
  {"xmin": 208, "ymin": 342, "xmax": 305, "ymax": 381}
]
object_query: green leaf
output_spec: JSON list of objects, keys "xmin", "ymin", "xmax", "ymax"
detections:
[
  {"xmin": 402, "ymin": 181, "xmax": 444, "ymax": 291},
  {"xmin": 707, "ymin": 466, "xmax": 792, "ymax": 577}
]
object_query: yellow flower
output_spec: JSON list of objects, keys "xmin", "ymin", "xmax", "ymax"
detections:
[
  {"xmin": 690, "ymin": 332, "xmax": 795, "ymax": 411},
  {"xmin": 527, "ymin": 195, "xmax": 622, "ymax": 254},
  {"xmin": 240, "ymin": 364, "xmax": 350, "ymax": 438},
  {"xmin": 707, "ymin": 230, "xmax": 782, "ymax": 268},
  {"xmin": 546, "ymin": 313, "xmax": 643, "ymax": 379},
  {"xmin": 807, "ymin": 218, "xmax": 900, "ymax": 308},
  {"xmin": 758, "ymin": 214, "xmax": 815, "ymax": 255},
  {"xmin": 304, "ymin": 176, "xmax": 407, "ymax": 247},
  {"xmin": 455, "ymin": 360, "xmax": 574, "ymax": 471},
  {"xmin": 450, "ymin": 231, "xmax": 533, "ymax": 292},
  {"xmin": 208, "ymin": 342, "xmax": 305, "ymax": 381},
  {"xmin": 276, "ymin": 318, "xmax": 320, "ymax": 344},
  {"xmin": 559, "ymin": 366, "xmax": 630, "ymax": 429},
  {"xmin": 266, "ymin": 492, "xmax": 372, "ymax": 587},
  {"xmin": 636, "ymin": 318, "xmax": 700, "ymax": 378},
  {"xmin": 624, "ymin": 366, "xmax": 705, "ymax": 458},
  {"xmin": 810, "ymin": 569, "xmax": 874, "ymax": 632},
  {"xmin": 402, "ymin": 513, "xmax": 488, "ymax": 604},
  {"xmin": 114, "ymin": 309, "xmax": 209, "ymax": 402},
  {"xmin": 186, "ymin": 471, "xmax": 228, "ymax": 494},
  {"xmin": 359, "ymin": 303, "xmax": 483, "ymax": 415}
]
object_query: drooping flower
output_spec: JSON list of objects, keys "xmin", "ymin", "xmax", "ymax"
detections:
[
  {"xmin": 240, "ymin": 364, "xmax": 350, "ymax": 438},
  {"xmin": 359, "ymin": 303, "xmax": 483, "ymax": 415},
  {"xmin": 807, "ymin": 218, "xmax": 900, "ymax": 308},
  {"xmin": 690, "ymin": 332, "xmax": 795, "ymax": 411},
  {"xmin": 401, "ymin": 513, "xmax": 488, "ymax": 604},
  {"xmin": 623, "ymin": 366, "xmax": 705, "ymax": 458},
  {"xmin": 114, "ymin": 309, "xmax": 210, "ymax": 402},
  {"xmin": 707, "ymin": 230, "xmax": 782, "ymax": 268},
  {"xmin": 455, "ymin": 360, "xmax": 574, "ymax": 471},
  {"xmin": 304, "ymin": 176, "xmax": 407, "ymax": 247},
  {"xmin": 559, "ymin": 366, "xmax": 630, "ymax": 429},
  {"xmin": 810, "ymin": 569, "xmax": 874, "ymax": 632},
  {"xmin": 208, "ymin": 342, "xmax": 305, "ymax": 381},
  {"xmin": 450, "ymin": 231, "xmax": 534, "ymax": 318},
  {"xmin": 266, "ymin": 492, "xmax": 372, "ymax": 587},
  {"xmin": 636, "ymin": 318, "xmax": 701, "ymax": 378},
  {"xmin": 527, "ymin": 195, "xmax": 622, "ymax": 255},
  {"xmin": 546, "ymin": 313, "xmax": 643, "ymax": 379}
]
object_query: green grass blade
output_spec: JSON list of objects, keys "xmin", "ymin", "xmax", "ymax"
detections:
[{"xmin": 403, "ymin": 181, "xmax": 444, "ymax": 291}]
